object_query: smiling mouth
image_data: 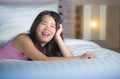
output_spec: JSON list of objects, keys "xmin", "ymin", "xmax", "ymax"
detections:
[{"xmin": 42, "ymin": 32, "xmax": 50, "ymax": 37}]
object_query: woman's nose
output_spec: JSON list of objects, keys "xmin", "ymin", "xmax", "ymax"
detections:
[{"xmin": 45, "ymin": 25, "xmax": 51, "ymax": 30}]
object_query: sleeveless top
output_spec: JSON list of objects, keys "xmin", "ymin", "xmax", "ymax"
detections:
[{"xmin": 0, "ymin": 40, "xmax": 28, "ymax": 60}]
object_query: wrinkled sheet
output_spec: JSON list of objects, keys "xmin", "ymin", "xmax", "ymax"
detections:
[{"xmin": 0, "ymin": 39, "xmax": 120, "ymax": 79}]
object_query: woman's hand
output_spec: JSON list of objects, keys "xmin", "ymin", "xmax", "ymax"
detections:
[
  {"xmin": 78, "ymin": 52, "xmax": 96, "ymax": 59},
  {"xmin": 55, "ymin": 24, "xmax": 63, "ymax": 40}
]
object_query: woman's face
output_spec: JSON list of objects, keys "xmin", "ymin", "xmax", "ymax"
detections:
[{"xmin": 36, "ymin": 15, "xmax": 56, "ymax": 46}]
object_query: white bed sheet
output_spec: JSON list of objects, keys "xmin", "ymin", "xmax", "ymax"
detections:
[{"xmin": 0, "ymin": 39, "xmax": 120, "ymax": 79}]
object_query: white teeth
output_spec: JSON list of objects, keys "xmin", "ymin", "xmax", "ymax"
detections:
[{"xmin": 42, "ymin": 32, "xmax": 50, "ymax": 36}]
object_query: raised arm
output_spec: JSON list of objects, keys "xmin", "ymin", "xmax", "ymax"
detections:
[
  {"xmin": 55, "ymin": 24, "xmax": 74, "ymax": 57},
  {"xmin": 54, "ymin": 24, "xmax": 96, "ymax": 59}
]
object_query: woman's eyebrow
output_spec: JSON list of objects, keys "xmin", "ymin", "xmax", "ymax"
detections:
[
  {"xmin": 41, "ymin": 20, "xmax": 47, "ymax": 23},
  {"xmin": 41, "ymin": 20, "xmax": 56, "ymax": 25}
]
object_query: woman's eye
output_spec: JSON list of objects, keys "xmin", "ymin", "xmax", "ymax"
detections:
[
  {"xmin": 41, "ymin": 22, "xmax": 46, "ymax": 25},
  {"xmin": 51, "ymin": 25, "xmax": 56, "ymax": 28}
]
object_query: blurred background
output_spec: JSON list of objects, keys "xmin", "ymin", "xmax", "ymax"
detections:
[{"xmin": 0, "ymin": 0, "xmax": 120, "ymax": 52}]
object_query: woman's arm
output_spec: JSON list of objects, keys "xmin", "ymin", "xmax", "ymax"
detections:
[
  {"xmin": 55, "ymin": 24, "xmax": 75, "ymax": 57},
  {"xmin": 13, "ymin": 34, "xmax": 95, "ymax": 61},
  {"xmin": 13, "ymin": 34, "xmax": 80, "ymax": 61},
  {"xmin": 55, "ymin": 24, "xmax": 96, "ymax": 59}
]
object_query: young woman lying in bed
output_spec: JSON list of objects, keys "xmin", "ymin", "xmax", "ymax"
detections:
[{"xmin": 0, "ymin": 10, "xmax": 96, "ymax": 61}]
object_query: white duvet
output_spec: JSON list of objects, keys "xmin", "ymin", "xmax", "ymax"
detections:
[{"xmin": 0, "ymin": 39, "xmax": 120, "ymax": 79}]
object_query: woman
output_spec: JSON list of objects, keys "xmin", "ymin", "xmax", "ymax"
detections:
[{"xmin": 0, "ymin": 10, "xmax": 96, "ymax": 61}]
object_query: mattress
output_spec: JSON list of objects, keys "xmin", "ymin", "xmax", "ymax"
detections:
[{"xmin": 0, "ymin": 39, "xmax": 120, "ymax": 79}]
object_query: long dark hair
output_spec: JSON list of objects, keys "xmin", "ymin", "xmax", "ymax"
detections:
[{"xmin": 29, "ymin": 10, "xmax": 63, "ymax": 57}]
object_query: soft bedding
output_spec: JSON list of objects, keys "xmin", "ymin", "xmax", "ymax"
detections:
[{"xmin": 0, "ymin": 39, "xmax": 120, "ymax": 79}]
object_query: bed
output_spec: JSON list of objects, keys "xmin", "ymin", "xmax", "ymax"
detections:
[
  {"xmin": 0, "ymin": 39, "xmax": 120, "ymax": 79},
  {"xmin": 0, "ymin": 1, "xmax": 120, "ymax": 79}
]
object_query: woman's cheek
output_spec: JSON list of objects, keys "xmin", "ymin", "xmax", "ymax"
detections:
[{"xmin": 52, "ymin": 29, "xmax": 56, "ymax": 36}]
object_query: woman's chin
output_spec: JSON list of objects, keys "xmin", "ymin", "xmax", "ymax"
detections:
[{"xmin": 41, "ymin": 39, "xmax": 51, "ymax": 43}]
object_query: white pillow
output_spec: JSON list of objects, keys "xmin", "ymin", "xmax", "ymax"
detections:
[{"xmin": 0, "ymin": 3, "xmax": 58, "ymax": 46}]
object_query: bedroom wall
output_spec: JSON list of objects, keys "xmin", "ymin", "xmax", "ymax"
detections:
[
  {"xmin": 58, "ymin": 0, "xmax": 120, "ymax": 52},
  {"xmin": 0, "ymin": 0, "xmax": 58, "ymax": 5},
  {"xmin": 106, "ymin": 6, "xmax": 120, "ymax": 52},
  {"xmin": 82, "ymin": 5, "xmax": 107, "ymax": 41}
]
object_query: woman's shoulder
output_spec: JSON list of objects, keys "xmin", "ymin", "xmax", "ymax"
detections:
[
  {"xmin": 12, "ymin": 34, "xmax": 33, "ymax": 50},
  {"xmin": 13, "ymin": 34, "xmax": 31, "ymax": 44},
  {"xmin": 16, "ymin": 33, "xmax": 29, "ymax": 38},
  {"xmin": 14, "ymin": 34, "xmax": 30, "ymax": 41}
]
